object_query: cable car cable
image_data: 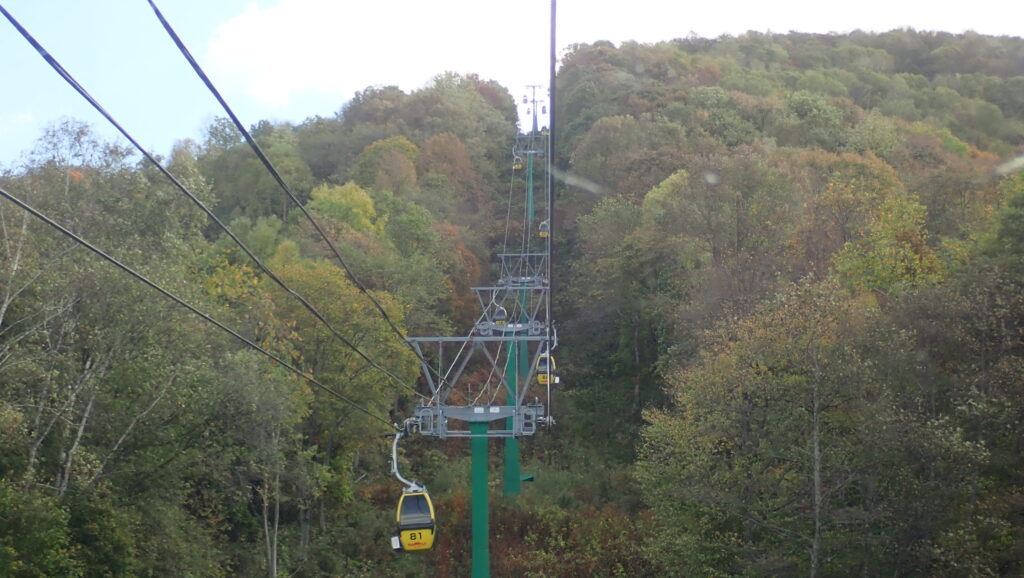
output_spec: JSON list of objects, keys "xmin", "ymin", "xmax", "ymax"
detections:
[
  {"xmin": 145, "ymin": 0, "xmax": 440, "ymax": 385},
  {"xmin": 471, "ymin": 335, "xmax": 507, "ymax": 406},
  {"xmin": 0, "ymin": 4, "xmax": 424, "ymax": 401},
  {"xmin": 0, "ymin": 185, "xmax": 397, "ymax": 431}
]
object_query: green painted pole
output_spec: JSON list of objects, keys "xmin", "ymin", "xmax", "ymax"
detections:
[
  {"xmin": 514, "ymin": 289, "xmax": 529, "ymax": 482},
  {"xmin": 504, "ymin": 337, "xmax": 521, "ymax": 496},
  {"xmin": 505, "ymin": 149, "xmax": 536, "ymax": 497},
  {"xmin": 526, "ymin": 153, "xmax": 534, "ymax": 228},
  {"xmin": 471, "ymin": 422, "xmax": 490, "ymax": 578},
  {"xmin": 517, "ymin": 291, "xmax": 529, "ymax": 398}
]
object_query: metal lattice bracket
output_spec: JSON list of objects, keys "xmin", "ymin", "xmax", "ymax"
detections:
[
  {"xmin": 496, "ymin": 253, "xmax": 548, "ymax": 286},
  {"xmin": 514, "ymin": 134, "xmax": 548, "ymax": 157},
  {"xmin": 415, "ymin": 404, "xmax": 546, "ymax": 439}
]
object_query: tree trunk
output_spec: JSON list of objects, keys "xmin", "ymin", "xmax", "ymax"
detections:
[
  {"xmin": 632, "ymin": 316, "xmax": 641, "ymax": 413},
  {"xmin": 321, "ymin": 438, "xmax": 332, "ymax": 532},
  {"xmin": 299, "ymin": 506, "xmax": 311, "ymax": 554},
  {"xmin": 57, "ymin": 390, "xmax": 96, "ymax": 497},
  {"xmin": 810, "ymin": 360, "xmax": 822, "ymax": 578},
  {"xmin": 0, "ymin": 207, "xmax": 31, "ymax": 332},
  {"xmin": 23, "ymin": 373, "xmax": 53, "ymax": 488},
  {"xmin": 272, "ymin": 469, "xmax": 280, "ymax": 576},
  {"xmin": 261, "ymin": 476, "xmax": 278, "ymax": 577},
  {"xmin": 26, "ymin": 352, "xmax": 96, "ymax": 490},
  {"xmin": 261, "ymin": 429, "xmax": 282, "ymax": 577}
]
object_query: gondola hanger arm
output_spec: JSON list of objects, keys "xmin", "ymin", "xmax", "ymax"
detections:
[{"xmin": 391, "ymin": 420, "xmax": 424, "ymax": 492}]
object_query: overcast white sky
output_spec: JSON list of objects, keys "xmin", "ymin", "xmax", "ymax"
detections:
[{"xmin": 1, "ymin": 0, "xmax": 1020, "ymax": 166}]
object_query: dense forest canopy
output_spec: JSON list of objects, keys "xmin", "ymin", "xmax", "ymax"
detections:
[{"xmin": 2, "ymin": 29, "xmax": 1024, "ymax": 576}]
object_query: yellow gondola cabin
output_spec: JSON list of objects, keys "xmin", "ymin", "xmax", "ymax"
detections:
[
  {"xmin": 492, "ymin": 305, "xmax": 508, "ymax": 325},
  {"xmin": 395, "ymin": 489, "xmax": 435, "ymax": 551},
  {"xmin": 535, "ymin": 353, "xmax": 556, "ymax": 386}
]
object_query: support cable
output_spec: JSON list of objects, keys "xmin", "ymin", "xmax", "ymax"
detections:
[
  {"xmin": 145, "ymin": 0, "xmax": 439, "ymax": 384},
  {"xmin": 472, "ymin": 340, "xmax": 506, "ymax": 406},
  {"xmin": 471, "ymin": 321, "xmax": 510, "ymax": 407},
  {"xmin": 0, "ymin": 185, "xmax": 397, "ymax": 430},
  {"xmin": 0, "ymin": 3, "xmax": 424, "ymax": 400},
  {"xmin": 433, "ymin": 309, "xmax": 489, "ymax": 406},
  {"xmin": 486, "ymin": 355, "xmax": 508, "ymax": 407}
]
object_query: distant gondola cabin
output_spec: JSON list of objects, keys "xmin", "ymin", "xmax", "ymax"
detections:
[
  {"xmin": 539, "ymin": 220, "xmax": 549, "ymax": 239},
  {"xmin": 535, "ymin": 353, "xmax": 556, "ymax": 386},
  {"xmin": 493, "ymin": 306, "xmax": 508, "ymax": 325},
  {"xmin": 396, "ymin": 490, "xmax": 435, "ymax": 551}
]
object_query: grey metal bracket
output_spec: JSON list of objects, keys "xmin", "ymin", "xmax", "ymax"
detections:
[
  {"xmin": 415, "ymin": 404, "xmax": 546, "ymax": 439},
  {"xmin": 513, "ymin": 134, "xmax": 548, "ymax": 157}
]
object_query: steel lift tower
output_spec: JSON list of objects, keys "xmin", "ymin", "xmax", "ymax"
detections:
[{"xmin": 404, "ymin": 88, "xmax": 555, "ymax": 577}]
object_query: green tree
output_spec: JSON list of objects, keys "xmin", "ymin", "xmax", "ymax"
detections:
[
  {"xmin": 417, "ymin": 132, "xmax": 490, "ymax": 225},
  {"xmin": 200, "ymin": 121, "xmax": 314, "ymax": 221},
  {"xmin": 833, "ymin": 193, "xmax": 946, "ymax": 293},
  {"xmin": 774, "ymin": 90, "xmax": 850, "ymax": 151},
  {"xmin": 0, "ymin": 484, "xmax": 83, "ymax": 577},
  {"xmin": 349, "ymin": 135, "xmax": 420, "ymax": 194},
  {"xmin": 307, "ymin": 182, "xmax": 382, "ymax": 235},
  {"xmin": 787, "ymin": 150, "xmax": 905, "ymax": 278},
  {"xmin": 562, "ymin": 197, "xmax": 693, "ymax": 458},
  {"xmin": 638, "ymin": 280, "xmax": 986, "ymax": 576},
  {"xmin": 570, "ymin": 115, "xmax": 689, "ymax": 200}
]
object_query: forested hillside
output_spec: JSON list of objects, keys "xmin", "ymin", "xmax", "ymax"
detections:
[{"xmin": 2, "ymin": 29, "xmax": 1024, "ymax": 576}]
